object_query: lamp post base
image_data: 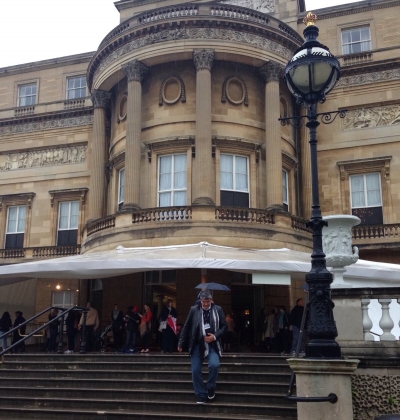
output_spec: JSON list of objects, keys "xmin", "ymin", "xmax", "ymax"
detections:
[{"xmin": 306, "ymin": 339, "xmax": 342, "ymax": 358}]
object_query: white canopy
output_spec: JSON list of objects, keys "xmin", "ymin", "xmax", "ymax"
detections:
[{"xmin": 0, "ymin": 242, "xmax": 399, "ymax": 288}]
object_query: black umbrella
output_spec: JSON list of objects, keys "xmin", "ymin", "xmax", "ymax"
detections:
[{"xmin": 194, "ymin": 282, "xmax": 230, "ymax": 291}]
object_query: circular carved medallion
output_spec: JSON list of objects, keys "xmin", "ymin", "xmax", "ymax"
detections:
[
  {"xmin": 118, "ymin": 95, "xmax": 128, "ymax": 121},
  {"xmin": 162, "ymin": 77, "xmax": 182, "ymax": 104},
  {"xmin": 226, "ymin": 77, "xmax": 246, "ymax": 105}
]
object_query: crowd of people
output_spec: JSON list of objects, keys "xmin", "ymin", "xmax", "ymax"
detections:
[{"xmin": 0, "ymin": 297, "xmax": 306, "ymax": 356}]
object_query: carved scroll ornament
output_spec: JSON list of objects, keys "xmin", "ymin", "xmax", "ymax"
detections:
[
  {"xmin": 159, "ymin": 76, "xmax": 186, "ymax": 106},
  {"xmin": 221, "ymin": 76, "xmax": 249, "ymax": 106}
]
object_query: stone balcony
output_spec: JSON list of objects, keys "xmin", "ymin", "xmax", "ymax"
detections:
[
  {"xmin": 81, "ymin": 206, "xmax": 313, "ymax": 253},
  {"xmin": 0, "ymin": 245, "xmax": 81, "ymax": 264},
  {"xmin": 352, "ymin": 223, "xmax": 400, "ymax": 251}
]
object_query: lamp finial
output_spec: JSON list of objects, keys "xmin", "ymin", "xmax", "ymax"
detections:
[{"xmin": 303, "ymin": 12, "xmax": 317, "ymax": 27}]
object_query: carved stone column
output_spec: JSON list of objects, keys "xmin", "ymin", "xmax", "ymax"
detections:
[
  {"xmin": 89, "ymin": 90, "xmax": 111, "ymax": 221},
  {"xmin": 122, "ymin": 60, "xmax": 149, "ymax": 210},
  {"xmin": 259, "ymin": 62, "xmax": 284, "ymax": 211},
  {"xmin": 192, "ymin": 49, "xmax": 215, "ymax": 205}
]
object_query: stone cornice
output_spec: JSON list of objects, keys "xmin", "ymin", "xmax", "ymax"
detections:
[
  {"xmin": 88, "ymin": 6, "xmax": 302, "ymax": 90},
  {"xmin": 0, "ymin": 109, "xmax": 93, "ymax": 136},
  {"xmin": 336, "ymin": 67, "xmax": 400, "ymax": 88},
  {"xmin": 298, "ymin": 0, "xmax": 400, "ymax": 22}
]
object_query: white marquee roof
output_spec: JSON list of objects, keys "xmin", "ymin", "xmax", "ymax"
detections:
[{"xmin": 0, "ymin": 242, "xmax": 399, "ymax": 288}]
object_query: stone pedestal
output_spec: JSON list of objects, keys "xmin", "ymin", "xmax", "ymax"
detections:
[{"xmin": 288, "ymin": 358, "xmax": 359, "ymax": 420}]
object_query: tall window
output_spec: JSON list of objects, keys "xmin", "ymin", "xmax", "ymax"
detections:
[
  {"xmin": 350, "ymin": 173, "xmax": 382, "ymax": 225},
  {"xmin": 220, "ymin": 154, "xmax": 249, "ymax": 207},
  {"xmin": 66, "ymin": 76, "xmax": 87, "ymax": 99},
  {"xmin": 5, "ymin": 206, "xmax": 26, "ymax": 249},
  {"xmin": 158, "ymin": 154, "xmax": 187, "ymax": 206},
  {"xmin": 118, "ymin": 168, "xmax": 125, "ymax": 211},
  {"xmin": 342, "ymin": 27, "xmax": 371, "ymax": 55},
  {"xmin": 57, "ymin": 201, "xmax": 79, "ymax": 246},
  {"xmin": 18, "ymin": 83, "xmax": 37, "ymax": 107},
  {"xmin": 282, "ymin": 170, "xmax": 289, "ymax": 212}
]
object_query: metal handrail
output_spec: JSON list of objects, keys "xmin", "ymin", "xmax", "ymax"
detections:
[{"xmin": 0, "ymin": 306, "xmax": 88, "ymax": 361}]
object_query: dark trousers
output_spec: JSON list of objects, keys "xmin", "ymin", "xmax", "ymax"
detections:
[
  {"xmin": 67, "ymin": 330, "xmax": 76, "ymax": 351},
  {"xmin": 142, "ymin": 332, "xmax": 151, "ymax": 350},
  {"xmin": 85, "ymin": 325, "xmax": 95, "ymax": 352},
  {"xmin": 112, "ymin": 328, "xmax": 123, "ymax": 350},
  {"xmin": 278, "ymin": 328, "xmax": 290, "ymax": 353}
]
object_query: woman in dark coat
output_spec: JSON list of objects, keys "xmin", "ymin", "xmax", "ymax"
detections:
[
  {"xmin": 160, "ymin": 299, "xmax": 178, "ymax": 353},
  {"xmin": 277, "ymin": 305, "xmax": 290, "ymax": 355},
  {"xmin": 0, "ymin": 311, "xmax": 12, "ymax": 350}
]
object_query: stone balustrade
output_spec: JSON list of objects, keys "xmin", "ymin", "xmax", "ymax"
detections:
[
  {"xmin": 86, "ymin": 215, "xmax": 116, "ymax": 236},
  {"xmin": 352, "ymin": 223, "xmax": 400, "ymax": 240},
  {"xmin": 132, "ymin": 207, "xmax": 192, "ymax": 224},
  {"xmin": 341, "ymin": 51, "xmax": 373, "ymax": 66},
  {"xmin": 215, "ymin": 207, "xmax": 274, "ymax": 224},
  {"xmin": 32, "ymin": 245, "xmax": 81, "ymax": 258},
  {"xmin": 14, "ymin": 106, "xmax": 35, "ymax": 117}
]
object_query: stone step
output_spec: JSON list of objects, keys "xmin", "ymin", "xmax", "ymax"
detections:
[
  {"xmin": 1, "ymin": 360, "xmax": 290, "ymax": 374},
  {"xmin": 0, "ymin": 377, "xmax": 292, "ymax": 393},
  {"xmin": 0, "ymin": 407, "xmax": 296, "ymax": 420},
  {"xmin": 3, "ymin": 353, "xmax": 287, "ymax": 365},
  {"xmin": 0, "ymin": 368, "xmax": 291, "ymax": 382},
  {"xmin": 0, "ymin": 396, "xmax": 297, "ymax": 418},
  {"xmin": 0, "ymin": 386, "xmax": 291, "ymax": 406}
]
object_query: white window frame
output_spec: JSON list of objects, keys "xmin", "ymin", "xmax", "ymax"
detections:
[
  {"xmin": 52, "ymin": 291, "xmax": 75, "ymax": 309},
  {"xmin": 66, "ymin": 76, "xmax": 87, "ymax": 100},
  {"xmin": 349, "ymin": 173, "xmax": 382, "ymax": 209},
  {"xmin": 57, "ymin": 201, "xmax": 79, "ymax": 231},
  {"xmin": 341, "ymin": 26, "xmax": 371, "ymax": 55},
  {"xmin": 220, "ymin": 153, "xmax": 249, "ymax": 193},
  {"xmin": 282, "ymin": 170, "xmax": 289, "ymax": 210},
  {"xmin": 158, "ymin": 154, "xmax": 187, "ymax": 207},
  {"xmin": 6, "ymin": 205, "xmax": 26, "ymax": 235},
  {"xmin": 118, "ymin": 168, "xmax": 125, "ymax": 210},
  {"xmin": 17, "ymin": 83, "xmax": 37, "ymax": 107}
]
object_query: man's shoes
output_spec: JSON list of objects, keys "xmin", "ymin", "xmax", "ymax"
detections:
[
  {"xmin": 197, "ymin": 397, "xmax": 207, "ymax": 404},
  {"xmin": 64, "ymin": 350, "xmax": 73, "ymax": 354},
  {"xmin": 129, "ymin": 348, "xmax": 136, "ymax": 353},
  {"xmin": 207, "ymin": 388, "xmax": 215, "ymax": 400}
]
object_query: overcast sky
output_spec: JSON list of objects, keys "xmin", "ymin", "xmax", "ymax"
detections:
[{"xmin": 1, "ymin": 0, "xmax": 360, "ymax": 68}]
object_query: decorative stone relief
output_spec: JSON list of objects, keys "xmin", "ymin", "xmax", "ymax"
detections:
[
  {"xmin": 336, "ymin": 68, "xmax": 400, "ymax": 88},
  {"xmin": 0, "ymin": 115, "xmax": 93, "ymax": 136},
  {"xmin": 352, "ymin": 374, "xmax": 400, "ymax": 420},
  {"xmin": 258, "ymin": 61, "xmax": 284, "ymax": 82},
  {"xmin": 123, "ymin": 59, "xmax": 149, "ymax": 83},
  {"xmin": 193, "ymin": 49, "xmax": 215, "ymax": 71},
  {"xmin": 221, "ymin": 76, "xmax": 248, "ymax": 106},
  {"xmin": 0, "ymin": 145, "xmax": 87, "ymax": 171},
  {"xmin": 219, "ymin": 0, "xmax": 274, "ymax": 13},
  {"xmin": 159, "ymin": 76, "xmax": 186, "ymax": 106},
  {"xmin": 91, "ymin": 90, "xmax": 112, "ymax": 109},
  {"xmin": 342, "ymin": 104, "xmax": 400, "ymax": 130},
  {"xmin": 94, "ymin": 28, "xmax": 292, "ymax": 80}
]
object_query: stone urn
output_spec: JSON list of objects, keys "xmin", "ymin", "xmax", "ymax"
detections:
[{"xmin": 322, "ymin": 215, "xmax": 361, "ymax": 288}]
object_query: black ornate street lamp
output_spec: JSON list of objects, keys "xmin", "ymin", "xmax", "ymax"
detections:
[{"xmin": 282, "ymin": 13, "xmax": 344, "ymax": 358}]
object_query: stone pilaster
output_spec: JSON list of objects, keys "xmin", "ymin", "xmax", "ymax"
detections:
[
  {"xmin": 122, "ymin": 60, "xmax": 149, "ymax": 210},
  {"xmin": 89, "ymin": 89, "xmax": 111, "ymax": 221},
  {"xmin": 192, "ymin": 49, "xmax": 215, "ymax": 205},
  {"xmin": 288, "ymin": 359, "xmax": 359, "ymax": 420},
  {"xmin": 259, "ymin": 62, "xmax": 284, "ymax": 212}
]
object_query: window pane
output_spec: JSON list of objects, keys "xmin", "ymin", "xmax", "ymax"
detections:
[
  {"xmin": 159, "ymin": 156, "xmax": 172, "ymax": 190},
  {"xmin": 7, "ymin": 207, "xmax": 18, "ymax": 233},
  {"xmin": 342, "ymin": 31, "xmax": 351, "ymax": 44},
  {"xmin": 220, "ymin": 155, "xmax": 233, "ymax": 189},
  {"xmin": 173, "ymin": 191, "xmax": 186, "ymax": 206},
  {"xmin": 352, "ymin": 30, "xmax": 361, "ymax": 42},
  {"xmin": 17, "ymin": 206, "xmax": 26, "ymax": 232},
  {"xmin": 159, "ymin": 192, "xmax": 171, "ymax": 207},
  {"xmin": 173, "ymin": 155, "xmax": 187, "ymax": 189},
  {"xmin": 235, "ymin": 156, "xmax": 248, "ymax": 191},
  {"xmin": 366, "ymin": 173, "xmax": 381, "ymax": 206},
  {"xmin": 118, "ymin": 168, "xmax": 125, "ymax": 204},
  {"xmin": 350, "ymin": 175, "xmax": 365, "ymax": 207},
  {"xmin": 70, "ymin": 202, "xmax": 79, "ymax": 229},
  {"xmin": 59, "ymin": 202, "xmax": 70, "ymax": 229},
  {"xmin": 360, "ymin": 28, "xmax": 370, "ymax": 41}
]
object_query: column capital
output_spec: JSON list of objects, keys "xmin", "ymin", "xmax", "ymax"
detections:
[
  {"xmin": 193, "ymin": 49, "xmax": 215, "ymax": 72},
  {"xmin": 259, "ymin": 62, "xmax": 284, "ymax": 83},
  {"xmin": 123, "ymin": 60, "xmax": 149, "ymax": 83},
  {"xmin": 91, "ymin": 90, "xmax": 112, "ymax": 109}
]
